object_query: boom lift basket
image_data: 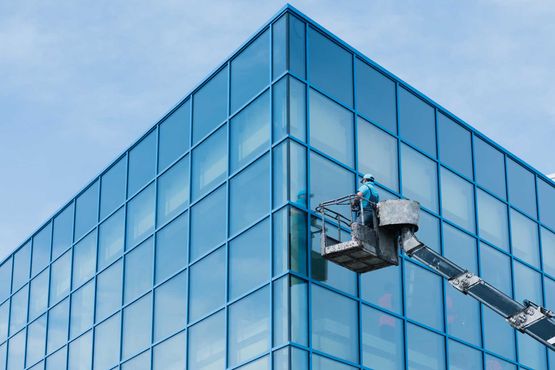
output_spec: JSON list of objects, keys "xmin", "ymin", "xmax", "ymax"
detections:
[{"xmin": 316, "ymin": 196, "xmax": 418, "ymax": 273}]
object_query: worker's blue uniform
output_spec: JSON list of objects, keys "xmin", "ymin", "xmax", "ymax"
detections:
[{"xmin": 356, "ymin": 182, "xmax": 379, "ymax": 227}]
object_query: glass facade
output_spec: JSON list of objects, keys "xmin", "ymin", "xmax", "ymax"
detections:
[{"xmin": 0, "ymin": 5, "xmax": 554, "ymax": 370}]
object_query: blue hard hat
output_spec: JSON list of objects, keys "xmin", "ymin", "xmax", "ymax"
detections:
[{"xmin": 361, "ymin": 174, "xmax": 375, "ymax": 183}]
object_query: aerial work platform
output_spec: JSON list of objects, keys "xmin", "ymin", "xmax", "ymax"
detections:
[{"xmin": 316, "ymin": 196, "xmax": 555, "ymax": 352}]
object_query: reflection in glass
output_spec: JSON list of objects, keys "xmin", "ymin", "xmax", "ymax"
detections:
[
  {"xmin": 231, "ymin": 30, "xmax": 270, "ymax": 113},
  {"xmin": 154, "ymin": 271, "xmax": 187, "ymax": 341},
  {"xmin": 29, "ymin": 269, "xmax": 49, "ymax": 321},
  {"xmin": 155, "ymin": 213, "xmax": 188, "ymax": 284},
  {"xmin": 95, "ymin": 260, "xmax": 122, "ymax": 323},
  {"xmin": 229, "ymin": 219, "xmax": 270, "ymax": 299},
  {"xmin": 72, "ymin": 230, "xmax": 97, "ymax": 288},
  {"xmin": 74, "ymin": 181, "xmax": 99, "ymax": 240},
  {"xmin": 273, "ymin": 346, "xmax": 308, "ymax": 370},
  {"xmin": 230, "ymin": 91, "xmax": 270, "ymax": 171},
  {"xmin": 158, "ymin": 99, "xmax": 190, "ymax": 171},
  {"xmin": 70, "ymin": 280, "xmax": 94, "ymax": 339},
  {"xmin": 510, "ymin": 209, "xmax": 540, "ymax": 267},
  {"xmin": 0, "ymin": 259, "xmax": 12, "ymax": 303},
  {"xmin": 188, "ymin": 311, "xmax": 225, "ymax": 370},
  {"xmin": 128, "ymin": 130, "xmax": 156, "ymax": 197},
  {"xmin": 32, "ymin": 223, "xmax": 52, "ymax": 277},
  {"xmin": 361, "ymin": 263, "xmax": 402, "ymax": 314},
  {"xmin": 47, "ymin": 299, "xmax": 69, "ymax": 354},
  {"xmin": 407, "ymin": 324, "xmax": 445, "ymax": 370},
  {"xmin": 122, "ymin": 350, "xmax": 150, "ymax": 370},
  {"xmin": 483, "ymin": 308, "xmax": 515, "ymax": 360},
  {"xmin": 398, "ymin": 87, "xmax": 436, "ymax": 157},
  {"xmin": 538, "ymin": 178, "xmax": 555, "ymax": 229},
  {"xmin": 100, "ymin": 156, "xmax": 127, "ymax": 219},
  {"xmin": 0, "ymin": 302, "xmax": 7, "ymax": 342},
  {"xmin": 474, "ymin": 137, "xmax": 506, "ymax": 199},
  {"xmin": 52, "ymin": 203, "xmax": 74, "ymax": 259},
  {"xmin": 362, "ymin": 304, "xmax": 404, "ymax": 369},
  {"xmin": 448, "ymin": 340, "xmax": 482, "ymax": 370},
  {"xmin": 438, "ymin": 113, "xmax": 472, "ymax": 178},
  {"xmin": 12, "ymin": 242, "xmax": 30, "ymax": 292},
  {"xmin": 514, "ymin": 261, "xmax": 542, "ymax": 304},
  {"xmin": 7, "ymin": 330, "xmax": 25, "ymax": 370},
  {"xmin": 157, "ymin": 156, "xmax": 189, "ymax": 226},
  {"xmin": 98, "ymin": 207, "xmax": 125, "ymax": 269},
  {"xmin": 46, "ymin": 347, "xmax": 67, "ymax": 370},
  {"xmin": 229, "ymin": 287, "xmax": 271, "ymax": 366},
  {"xmin": 517, "ymin": 331, "xmax": 547, "ymax": 370},
  {"xmin": 308, "ymin": 28, "xmax": 353, "ymax": 106},
  {"xmin": 230, "ymin": 155, "xmax": 271, "ymax": 234},
  {"xmin": 477, "ymin": 189, "xmax": 509, "ymax": 251},
  {"xmin": 272, "ymin": 76, "xmax": 306, "ymax": 142},
  {"xmin": 312, "ymin": 285, "xmax": 358, "ymax": 362},
  {"xmin": 401, "ymin": 144, "xmax": 438, "ymax": 212},
  {"xmin": 309, "ymin": 89, "xmax": 354, "ymax": 166},
  {"xmin": 93, "ymin": 313, "xmax": 121, "ymax": 370},
  {"xmin": 440, "ymin": 168, "xmax": 475, "ymax": 231},
  {"xmin": 507, "ymin": 158, "xmax": 537, "ymax": 217},
  {"xmin": 190, "ymin": 186, "xmax": 226, "ymax": 260},
  {"xmin": 358, "ymin": 118, "xmax": 398, "ymax": 191},
  {"xmin": 542, "ymin": 227, "xmax": 555, "ymax": 276},
  {"xmin": 405, "ymin": 261, "xmax": 443, "ymax": 330},
  {"xmin": 26, "ymin": 314, "xmax": 47, "ymax": 367},
  {"xmin": 416, "ymin": 211, "xmax": 440, "ymax": 252},
  {"xmin": 485, "ymin": 355, "xmax": 516, "ymax": 370},
  {"xmin": 193, "ymin": 66, "xmax": 228, "ymax": 144},
  {"xmin": 68, "ymin": 331, "xmax": 92, "ymax": 370},
  {"xmin": 273, "ymin": 276, "xmax": 308, "ymax": 347},
  {"xmin": 124, "ymin": 237, "xmax": 153, "ymax": 303},
  {"xmin": 312, "ymin": 353, "xmax": 357, "ymax": 370},
  {"xmin": 126, "ymin": 184, "xmax": 155, "ymax": 249},
  {"xmin": 153, "ymin": 332, "xmax": 186, "ymax": 370},
  {"xmin": 123, "ymin": 294, "xmax": 152, "ymax": 359},
  {"xmin": 192, "ymin": 126, "xmax": 227, "ymax": 199},
  {"xmin": 49, "ymin": 250, "xmax": 71, "ymax": 305},
  {"xmin": 189, "ymin": 247, "xmax": 226, "ymax": 323}
]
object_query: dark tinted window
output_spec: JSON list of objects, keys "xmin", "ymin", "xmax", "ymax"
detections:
[{"xmin": 438, "ymin": 113, "xmax": 472, "ymax": 178}]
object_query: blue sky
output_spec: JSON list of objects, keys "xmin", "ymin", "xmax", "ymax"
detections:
[{"xmin": 1, "ymin": 1, "xmax": 554, "ymax": 260}]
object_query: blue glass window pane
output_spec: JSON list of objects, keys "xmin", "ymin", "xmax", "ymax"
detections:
[
  {"xmin": 126, "ymin": 183, "xmax": 155, "ymax": 249},
  {"xmin": 100, "ymin": 156, "xmax": 127, "ymax": 220},
  {"xmin": 47, "ymin": 298, "xmax": 69, "ymax": 354},
  {"xmin": 192, "ymin": 126, "xmax": 227, "ymax": 199},
  {"xmin": 308, "ymin": 28, "xmax": 352, "ymax": 106},
  {"xmin": 312, "ymin": 285, "xmax": 358, "ymax": 363},
  {"xmin": 510, "ymin": 209, "xmax": 540, "ymax": 267},
  {"xmin": 401, "ymin": 144, "xmax": 438, "ymax": 212},
  {"xmin": 272, "ymin": 77, "xmax": 306, "ymax": 143},
  {"xmin": 513, "ymin": 261, "xmax": 542, "ymax": 304},
  {"xmin": 98, "ymin": 207, "xmax": 125, "ymax": 270},
  {"xmin": 193, "ymin": 67, "xmax": 228, "ymax": 144},
  {"xmin": 230, "ymin": 91, "xmax": 270, "ymax": 172},
  {"xmin": 7, "ymin": 330, "xmax": 25, "ymax": 370},
  {"xmin": 26, "ymin": 315, "xmax": 47, "ymax": 367},
  {"xmin": 272, "ymin": 15, "xmax": 287, "ymax": 79},
  {"xmin": 443, "ymin": 224, "xmax": 481, "ymax": 345},
  {"xmin": 72, "ymin": 230, "xmax": 96, "ymax": 288},
  {"xmin": 123, "ymin": 293, "xmax": 152, "ymax": 359},
  {"xmin": 190, "ymin": 186, "xmax": 226, "ymax": 260},
  {"xmin": 273, "ymin": 347, "xmax": 308, "ymax": 370},
  {"xmin": 122, "ymin": 351, "xmax": 150, "ymax": 370},
  {"xmin": 229, "ymin": 219, "xmax": 270, "ymax": 300},
  {"xmin": 230, "ymin": 155, "xmax": 271, "ymax": 234},
  {"xmin": 405, "ymin": 261, "xmax": 444, "ymax": 330},
  {"xmin": 236, "ymin": 356, "xmax": 269, "ymax": 370},
  {"xmin": 188, "ymin": 311, "xmax": 225, "ymax": 370},
  {"xmin": 231, "ymin": 30, "xmax": 270, "ymax": 113},
  {"xmin": 416, "ymin": 211, "xmax": 440, "ymax": 253},
  {"xmin": 155, "ymin": 213, "xmax": 188, "ymax": 284},
  {"xmin": 75, "ymin": 181, "xmax": 99, "ymax": 240},
  {"xmin": 273, "ymin": 142, "xmax": 287, "ymax": 208},
  {"xmin": 355, "ymin": 59, "xmax": 397, "ymax": 133},
  {"xmin": 477, "ymin": 189, "xmax": 509, "ymax": 251},
  {"xmin": 541, "ymin": 227, "xmax": 555, "ymax": 276},
  {"xmin": 49, "ymin": 250, "xmax": 71, "ymax": 305},
  {"xmin": 441, "ymin": 168, "xmax": 475, "ymax": 232},
  {"xmin": 474, "ymin": 137, "xmax": 506, "ymax": 199},
  {"xmin": 312, "ymin": 354, "xmax": 356, "ymax": 370},
  {"xmin": 407, "ymin": 324, "xmax": 445, "ymax": 370},
  {"xmin": 290, "ymin": 15, "xmax": 306, "ymax": 79},
  {"xmin": 95, "ymin": 260, "xmax": 122, "ymax": 323},
  {"xmin": 124, "ymin": 237, "xmax": 153, "ymax": 304},
  {"xmin": 229, "ymin": 287, "xmax": 271, "ymax": 366},
  {"xmin": 154, "ymin": 271, "xmax": 187, "ymax": 342},
  {"xmin": 310, "ymin": 152, "xmax": 354, "ymax": 218},
  {"xmin": 538, "ymin": 179, "xmax": 555, "ymax": 229},
  {"xmin": 437, "ymin": 113, "xmax": 472, "ymax": 178},
  {"xmin": 46, "ymin": 347, "xmax": 66, "ymax": 370},
  {"xmin": 517, "ymin": 332, "xmax": 546, "ymax": 370},
  {"xmin": 0, "ymin": 258, "xmax": 12, "ymax": 302},
  {"xmin": 309, "ymin": 89, "xmax": 354, "ymax": 166},
  {"xmin": 158, "ymin": 99, "xmax": 191, "ymax": 171},
  {"xmin": 448, "ymin": 340, "xmax": 482, "ymax": 370},
  {"xmin": 273, "ymin": 276, "xmax": 308, "ymax": 347},
  {"xmin": 274, "ymin": 141, "xmax": 307, "ymax": 209},
  {"xmin": 485, "ymin": 355, "xmax": 516, "ymax": 370},
  {"xmin": 70, "ymin": 280, "xmax": 94, "ymax": 339},
  {"xmin": 483, "ymin": 308, "xmax": 515, "ymax": 361},
  {"xmin": 358, "ymin": 117, "xmax": 399, "ymax": 191},
  {"xmin": 12, "ymin": 242, "xmax": 30, "ymax": 291},
  {"xmin": 153, "ymin": 332, "xmax": 186, "ymax": 370},
  {"xmin": 157, "ymin": 156, "xmax": 189, "ymax": 226},
  {"xmin": 52, "ymin": 203, "xmax": 74, "ymax": 259},
  {"xmin": 93, "ymin": 313, "xmax": 121, "ymax": 370},
  {"xmin": 0, "ymin": 302, "xmax": 7, "ymax": 342},
  {"xmin": 398, "ymin": 87, "xmax": 436, "ymax": 157},
  {"xmin": 480, "ymin": 243, "xmax": 512, "ymax": 297},
  {"xmin": 311, "ymin": 218, "xmax": 357, "ymax": 295},
  {"xmin": 361, "ymin": 262, "xmax": 402, "ymax": 314},
  {"xmin": 29, "ymin": 269, "xmax": 49, "ymax": 321},
  {"xmin": 189, "ymin": 247, "xmax": 225, "ymax": 322},
  {"xmin": 507, "ymin": 159, "xmax": 537, "ymax": 217},
  {"xmin": 0, "ymin": 344, "xmax": 5, "ymax": 370},
  {"xmin": 128, "ymin": 130, "xmax": 156, "ymax": 197},
  {"xmin": 9, "ymin": 285, "xmax": 28, "ymax": 334},
  {"xmin": 68, "ymin": 330, "xmax": 92, "ymax": 370},
  {"xmin": 32, "ymin": 223, "xmax": 52, "ymax": 277},
  {"xmin": 272, "ymin": 76, "xmax": 287, "ymax": 143},
  {"xmin": 273, "ymin": 206, "xmax": 308, "ymax": 276},
  {"xmin": 361, "ymin": 304, "xmax": 404, "ymax": 370}
]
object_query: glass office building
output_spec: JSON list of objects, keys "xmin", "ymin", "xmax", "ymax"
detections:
[{"xmin": 1, "ymin": 5, "xmax": 554, "ymax": 370}]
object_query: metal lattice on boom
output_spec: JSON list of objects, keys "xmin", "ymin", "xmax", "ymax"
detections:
[{"xmin": 316, "ymin": 196, "xmax": 555, "ymax": 352}]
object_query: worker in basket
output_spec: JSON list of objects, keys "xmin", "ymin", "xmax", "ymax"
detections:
[{"xmin": 352, "ymin": 173, "xmax": 380, "ymax": 228}]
